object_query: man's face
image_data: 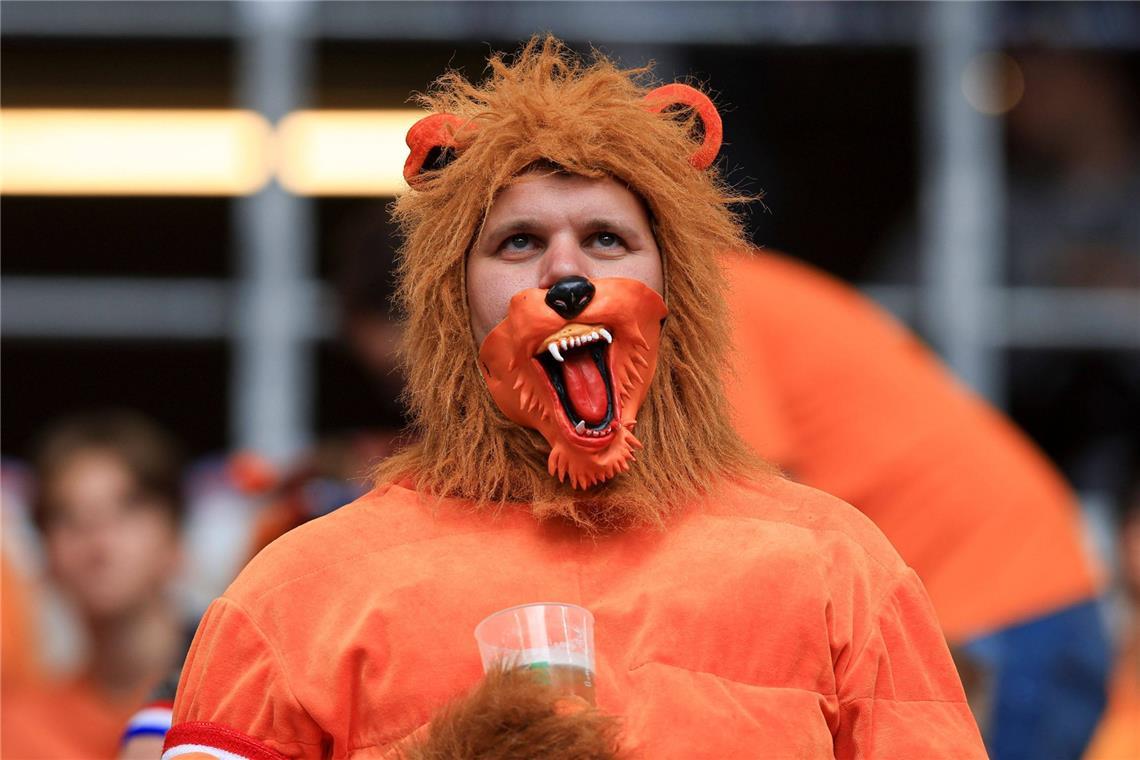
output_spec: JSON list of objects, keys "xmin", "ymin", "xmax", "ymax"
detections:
[
  {"xmin": 467, "ymin": 172, "xmax": 663, "ymax": 345},
  {"xmin": 43, "ymin": 450, "xmax": 181, "ymax": 621}
]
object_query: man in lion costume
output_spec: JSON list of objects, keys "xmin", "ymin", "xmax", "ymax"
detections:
[{"xmin": 164, "ymin": 38, "xmax": 986, "ymax": 759}]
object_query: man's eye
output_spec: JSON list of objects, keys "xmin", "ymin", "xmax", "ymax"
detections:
[
  {"xmin": 594, "ymin": 232, "xmax": 622, "ymax": 249},
  {"xmin": 500, "ymin": 234, "xmax": 533, "ymax": 253}
]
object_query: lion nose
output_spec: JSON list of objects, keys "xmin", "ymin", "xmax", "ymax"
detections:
[{"xmin": 545, "ymin": 276, "xmax": 595, "ymax": 319}]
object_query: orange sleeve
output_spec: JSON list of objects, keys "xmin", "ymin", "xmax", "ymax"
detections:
[
  {"xmin": 835, "ymin": 569, "xmax": 987, "ymax": 759},
  {"xmin": 725, "ymin": 252, "xmax": 1102, "ymax": 640},
  {"xmin": 168, "ymin": 597, "xmax": 326, "ymax": 760}
]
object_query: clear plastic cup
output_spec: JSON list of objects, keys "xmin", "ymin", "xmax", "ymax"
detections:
[{"xmin": 474, "ymin": 602, "xmax": 597, "ymax": 705}]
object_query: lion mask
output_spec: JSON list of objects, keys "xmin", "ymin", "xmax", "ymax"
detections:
[{"xmin": 479, "ymin": 278, "xmax": 668, "ymax": 490}]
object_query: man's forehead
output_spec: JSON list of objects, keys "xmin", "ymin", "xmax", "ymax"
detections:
[{"xmin": 486, "ymin": 174, "xmax": 646, "ymax": 223}]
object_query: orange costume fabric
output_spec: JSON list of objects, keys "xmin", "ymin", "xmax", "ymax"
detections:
[
  {"xmin": 1, "ymin": 677, "xmax": 151, "ymax": 759},
  {"xmin": 169, "ymin": 478, "xmax": 985, "ymax": 759},
  {"xmin": 723, "ymin": 251, "xmax": 1101, "ymax": 642}
]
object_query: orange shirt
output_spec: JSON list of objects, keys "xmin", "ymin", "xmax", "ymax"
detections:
[
  {"xmin": 170, "ymin": 477, "xmax": 984, "ymax": 758},
  {"xmin": 1, "ymin": 677, "xmax": 147, "ymax": 760},
  {"xmin": 723, "ymin": 252, "xmax": 1101, "ymax": 641}
]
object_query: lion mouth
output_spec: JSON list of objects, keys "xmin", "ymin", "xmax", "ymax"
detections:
[{"xmin": 536, "ymin": 324, "xmax": 616, "ymax": 438}]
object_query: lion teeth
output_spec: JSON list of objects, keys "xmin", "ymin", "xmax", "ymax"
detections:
[
  {"xmin": 573, "ymin": 426, "xmax": 612, "ymax": 438},
  {"xmin": 541, "ymin": 326, "xmax": 612, "ymax": 357}
]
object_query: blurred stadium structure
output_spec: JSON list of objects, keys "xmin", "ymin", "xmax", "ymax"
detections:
[{"xmin": 2, "ymin": 0, "xmax": 1137, "ymax": 493}]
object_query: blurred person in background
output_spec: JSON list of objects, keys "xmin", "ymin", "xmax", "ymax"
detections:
[
  {"xmin": 1, "ymin": 411, "xmax": 192, "ymax": 759},
  {"xmin": 724, "ymin": 250, "xmax": 1110, "ymax": 760}
]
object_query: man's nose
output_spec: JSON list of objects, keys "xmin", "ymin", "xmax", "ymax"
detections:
[
  {"xmin": 537, "ymin": 232, "xmax": 593, "ymax": 290},
  {"xmin": 545, "ymin": 276, "xmax": 596, "ymax": 319}
]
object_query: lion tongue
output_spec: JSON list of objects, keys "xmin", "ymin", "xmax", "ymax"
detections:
[{"xmin": 561, "ymin": 351, "xmax": 607, "ymax": 425}]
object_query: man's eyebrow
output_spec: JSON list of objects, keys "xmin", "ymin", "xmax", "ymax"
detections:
[
  {"xmin": 584, "ymin": 218, "xmax": 639, "ymax": 237},
  {"xmin": 482, "ymin": 217, "xmax": 542, "ymax": 242}
]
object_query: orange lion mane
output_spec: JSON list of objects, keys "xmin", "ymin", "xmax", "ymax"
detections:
[
  {"xmin": 396, "ymin": 665, "xmax": 624, "ymax": 760},
  {"xmin": 375, "ymin": 36, "xmax": 765, "ymax": 531}
]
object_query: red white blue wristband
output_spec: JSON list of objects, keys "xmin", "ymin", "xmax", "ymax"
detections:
[{"xmin": 121, "ymin": 701, "xmax": 174, "ymax": 743}]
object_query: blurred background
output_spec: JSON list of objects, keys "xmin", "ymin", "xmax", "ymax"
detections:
[{"xmin": 1, "ymin": 1, "xmax": 1138, "ymax": 758}]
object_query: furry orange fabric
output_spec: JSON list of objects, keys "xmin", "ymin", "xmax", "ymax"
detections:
[
  {"xmin": 396, "ymin": 666, "xmax": 624, "ymax": 760},
  {"xmin": 377, "ymin": 35, "xmax": 763, "ymax": 529},
  {"xmin": 479, "ymin": 278, "xmax": 667, "ymax": 490},
  {"xmin": 405, "ymin": 83, "xmax": 723, "ymax": 178}
]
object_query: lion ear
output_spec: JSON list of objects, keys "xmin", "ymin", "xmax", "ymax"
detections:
[
  {"xmin": 403, "ymin": 113, "xmax": 468, "ymax": 186},
  {"xmin": 643, "ymin": 83, "xmax": 723, "ymax": 170}
]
